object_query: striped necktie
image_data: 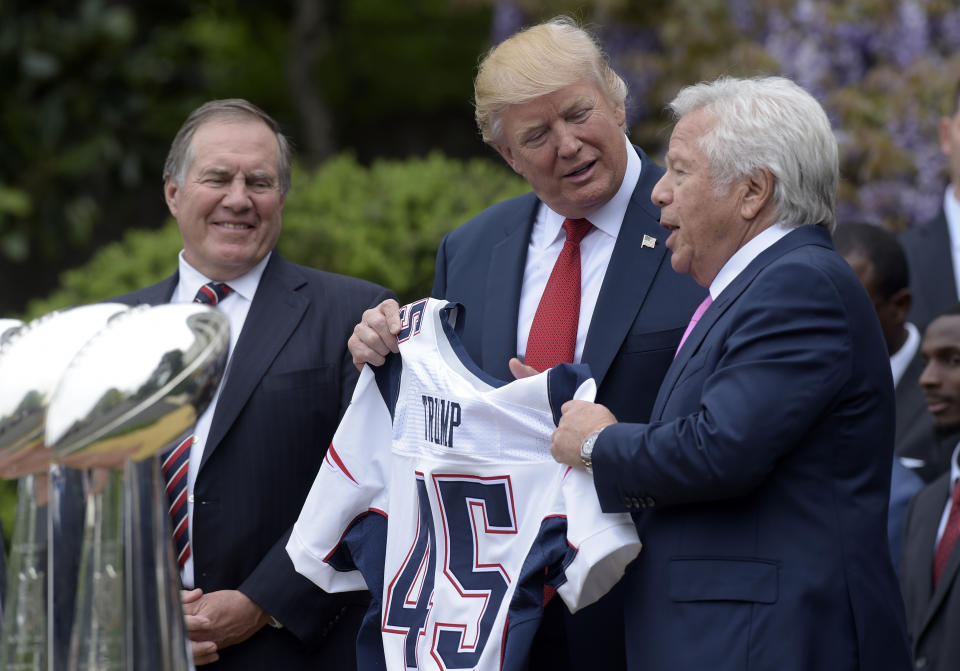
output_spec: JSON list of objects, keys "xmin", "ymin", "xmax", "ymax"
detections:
[
  {"xmin": 162, "ymin": 435, "xmax": 193, "ymax": 569},
  {"xmin": 161, "ymin": 281, "xmax": 233, "ymax": 569},
  {"xmin": 194, "ymin": 281, "xmax": 233, "ymax": 306}
]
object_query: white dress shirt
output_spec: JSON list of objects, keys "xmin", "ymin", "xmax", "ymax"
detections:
[
  {"xmin": 890, "ymin": 322, "xmax": 920, "ymax": 389},
  {"xmin": 517, "ymin": 135, "xmax": 641, "ymax": 363},
  {"xmin": 172, "ymin": 250, "xmax": 270, "ymax": 587},
  {"xmin": 708, "ymin": 223, "xmax": 793, "ymax": 300},
  {"xmin": 944, "ymin": 186, "xmax": 960, "ymax": 302}
]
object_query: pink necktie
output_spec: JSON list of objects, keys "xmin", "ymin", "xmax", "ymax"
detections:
[
  {"xmin": 675, "ymin": 295, "xmax": 713, "ymax": 358},
  {"xmin": 524, "ymin": 218, "xmax": 593, "ymax": 371}
]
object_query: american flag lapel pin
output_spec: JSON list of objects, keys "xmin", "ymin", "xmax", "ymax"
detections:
[{"xmin": 642, "ymin": 234, "xmax": 657, "ymax": 249}]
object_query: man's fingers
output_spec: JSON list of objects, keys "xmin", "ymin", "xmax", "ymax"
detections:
[
  {"xmin": 191, "ymin": 640, "xmax": 219, "ymax": 666},
  {"xmin": 508, "ymin": 357, "xmax": 540, "ymax": 379},
  {"xmin": 184, "ymin": 614, "xmax": 212, "ymax": 636},
  {"xmin": 181, "ymin": 588, "xmax": 203, "ymax": 607},
  {"xmin": 348, "ymin": 300, "xmax": 404, "ymax": 369}
]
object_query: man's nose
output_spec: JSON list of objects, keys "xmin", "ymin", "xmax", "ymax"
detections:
[
  {"xmin": 651, "ymin": 176, "xmax": 671, "ymax": 207},
  {"xmin": 556, "ymin": 124, "xmax": 582, "ymax": 158},
  {"xmin": 223, "ymin": 177, "xmax": 253, "ymax": 208}
]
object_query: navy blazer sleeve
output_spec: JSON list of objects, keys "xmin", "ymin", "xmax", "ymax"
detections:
[{"xmin": 593, "ymin": 235, "xmax": 892, "ymax": 509}]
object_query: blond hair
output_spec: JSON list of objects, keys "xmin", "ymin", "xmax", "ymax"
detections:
[{"xmin": 474, "ymin": 16, "xmax": 627, "ymax": 144}]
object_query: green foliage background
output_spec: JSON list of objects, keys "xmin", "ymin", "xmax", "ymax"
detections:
[
  {"xmin": 25, "ymin": 153, "xmax": 528, "ymax": 317},
  {"xmin": 5, "ymin": 0, "xmax": 960, "ymax": 552}
]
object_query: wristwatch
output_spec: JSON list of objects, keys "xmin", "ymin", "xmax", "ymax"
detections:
[{"xmin": 580, "ymin": 430, "xmax": 602, "ymax": 473}]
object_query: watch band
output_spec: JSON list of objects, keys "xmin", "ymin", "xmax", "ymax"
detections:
[{"xmin": 580, "ymin": 429, "xmax": 602, "ymax": 473}]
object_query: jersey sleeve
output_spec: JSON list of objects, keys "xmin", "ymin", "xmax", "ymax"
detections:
[
  {"xmin": 555, "ymin": 468, "xmax": 642, "ymax": 612},
  {"xmin": 287, "ymin": 365, "xmax": 394, "ymax": 593}
]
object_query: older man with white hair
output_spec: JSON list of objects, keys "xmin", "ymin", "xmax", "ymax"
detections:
[{"xmin": 552, "ymin": 76, "xmax": 912, "ymax": 670}]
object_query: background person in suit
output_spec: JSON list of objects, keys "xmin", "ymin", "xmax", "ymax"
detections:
[
  {"xmin": 347, "ymin": 16, "xmax": 704, "ymax": 671},
  {"xmin": 114, "ymin": 99, "xmax": 393, "ymax": 669},
  {"xmin": 552, "ymin": 76, "xmax": 911, "ymax": 670},
  {"xmin": 901, "ymin": 81, "xmax": 960, "ymax": 332},
  {"xmin": 833, "ymin": 222, "xmax": 930, "ymax": 572},
  {"xmin": 900, "ymin": 304, "xmax": 960, "ymax": 671}
]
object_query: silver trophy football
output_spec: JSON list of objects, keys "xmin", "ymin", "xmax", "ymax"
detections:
[
  {"xmin": 0, "ymin": 318, "xmax": 23, "ymax": 344},
  {"xmin": 46, "ymin": 303, "xmax": 229, "ymax": 671},
  {"xmin": 0, "ymin": 305, "xmax": 129, "ymax": 671}
]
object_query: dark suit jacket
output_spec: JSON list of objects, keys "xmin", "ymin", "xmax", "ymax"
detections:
[
  {"xmin": 113, "ymin": 252, "xmax": 393, "ymax": 670},
  {"xmin": 889, "ymin": 459, "xmax": 925, "ymax": 575},
  {"xmin": 901, "ymin": 472, "xmax": 960, "ymax": 671},
  {"xmin": 901, "ymin": 210, "xmax": 958, "ymax": 332},
  {"xmin": 593, "ymin": 225, "xmax": 911, "ymax": 670},
  {"xmin": 897, "ymin": 347, "xmax": 949, "ymax": 483},
  {"xmin": 432, "ymin": 146, "xmax": 705, "ymax": 670}
]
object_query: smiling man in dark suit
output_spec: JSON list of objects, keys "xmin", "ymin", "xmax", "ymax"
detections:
[
  {"xmin": 347, "ymin": 16, "xmax": 703, "ymax": 671},
  {"xmin": 901, "ymin": 304, "xmax": 960, "ymax": 671},
  {"xmin": 552, "ymin": 76, "xmax": 911, "ymax": 670},
  {"xmin": 113, "ymin": 99, "xmax": 392, "ymax": 669}
]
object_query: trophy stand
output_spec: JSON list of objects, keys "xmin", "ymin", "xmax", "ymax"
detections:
[
  {"xmin": 47, "ymin": 304, "xmax": 229, "ymax": 671},
  {"xmin": 0, "ymin": 306, "xmax": 128, "ymax": 671}
]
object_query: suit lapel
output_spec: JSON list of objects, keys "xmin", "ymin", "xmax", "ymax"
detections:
[
  {"xmin": 652, "ymin": 225, "xmax": 831, "ymax": 419},
  {"xmin": 200, "ymin": 254, "xmax": 309, "ymax": 470},
  {"xmin": 583, "ymin": 150, "xmax": 670, "ymax": 388},
  {"xmin": 480, "ymin": 195, "xmax": 537, "ymax": 381},
  {"xmin": 135, "ymin": 274, "xmax": 179, "ymax": 306},
  {"xmin": 922, "ymin": 212, "xmax": 958, "ymax": 307}
]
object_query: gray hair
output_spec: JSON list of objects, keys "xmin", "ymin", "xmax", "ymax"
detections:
[
  {"xmin": 667, "ymin": 76, "xmax": 838, "ymax": 231},
  {"xmin": 163, "ymin": 98, "xmax": 292, "ymax": 195},
  {"xmin": 474, "ymin": 16, "xmax": 627, "ymax": 144}
]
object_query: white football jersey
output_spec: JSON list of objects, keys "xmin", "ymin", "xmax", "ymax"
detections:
[{"xmin": 288, "ymin": 298, "xmax": 640, "ymax": 671}]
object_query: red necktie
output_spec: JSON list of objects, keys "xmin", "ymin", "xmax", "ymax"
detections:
[
  {"xmin": 934, "ymin": 479, "xmax": 960, "ymax": 587},
  {"xmin": 524, "ymin": 218, "xmax": 593, "ymax": 371},
  {"xmin": 675, "ymin": 295, "xmax": 713, "ymax": 358}
]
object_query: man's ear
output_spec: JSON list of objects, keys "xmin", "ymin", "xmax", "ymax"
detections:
[
  {"xmin": 888, "ymin": 286, "xmax": 912, "ymax": 324},
  {"xmin": 740, "ymin": 168, "xmax": 774, "ymax": 220},
  {"xmin": 164, "ymin": 179, "xmax": 180, "ymax": 219},
  {"xmin": 939, "ymin": 115, "xmax": 955, "ymax": 156},
  {"xmin": 494, "ymin": 143, "xmax": 522, "ymax": 176}
]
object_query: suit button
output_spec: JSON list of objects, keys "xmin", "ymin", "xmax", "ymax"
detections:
[
  {"xmin": 644, "ymin": 496, "xmax": 656, "ymax": 507},
  {"xmin": 915, "ymin": 657, "xmax": 927, "ymax": 669}
]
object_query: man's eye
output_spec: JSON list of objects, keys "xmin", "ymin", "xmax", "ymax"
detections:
[{"xmin": 523, "ymin": 130, "xmax": 547, "ymax": 146}]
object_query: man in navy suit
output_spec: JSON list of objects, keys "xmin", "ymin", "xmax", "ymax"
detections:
[
  {"xmin": 552, "ymin": 76, "xmax": 911, "ymax": 670},
  {"xmin": 114, "ymin": 99, "xmax": 392, "ymax": 669},
  {"xmin": 901, "ymin": 304, "xmax": 960, "ymax": 670},
  {"xmin": 348, "ymin": 16, "xmax": 703, "ymax": 671},
  {"xmin": 901, "ymin": 80, "xmax": 960, "ymax": 332}
]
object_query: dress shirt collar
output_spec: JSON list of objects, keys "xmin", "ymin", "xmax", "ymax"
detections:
[
  {"xmin": 944, "ymin": 185, "xmax": 960, "ymax": 252},
  {"xmin": 951, "ymin": 441, "xmax": 960, "ymax": 491},
  {"xmin": 708, "ymin": 222, "xmax": 793, "ymax": 299},
  {"xmin": 889, "ymin": 321, "xmax": 920, "ymax": 388},
  {"xmin": 175, "ymin": 250, "xmax": 271, "ymax": 304},
  {"xmin": 536, "ymin": 135, "xmax": 640, "ymax": 247}
]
